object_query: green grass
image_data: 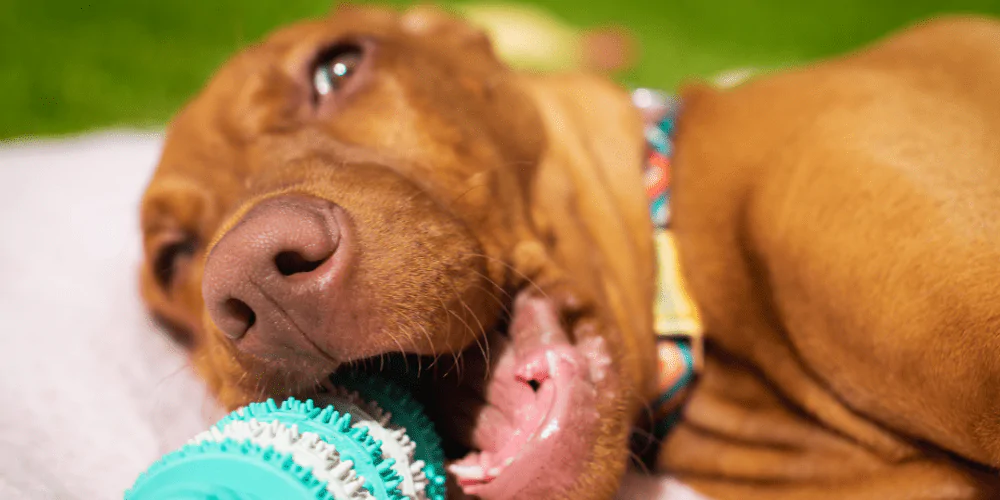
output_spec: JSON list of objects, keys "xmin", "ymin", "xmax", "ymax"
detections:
[{"xmin": 3, "ymin": 0, "xmax": 999, "ymax": 139}]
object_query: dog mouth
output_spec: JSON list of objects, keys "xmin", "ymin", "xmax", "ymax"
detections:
[{"xmin": 312, "ymin": 290, "xmax": 612, "ymax": 499}]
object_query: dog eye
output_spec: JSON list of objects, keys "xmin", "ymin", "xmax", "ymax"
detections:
[
  {"xmin": 312, "ymin": 44, "xmax": 363, "ymax": 98},
  {"xmin": 152, "ymin": 234, "xmax": 197, "ymax": 291}
]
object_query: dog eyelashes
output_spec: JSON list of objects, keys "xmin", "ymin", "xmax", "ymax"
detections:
[{"xmin": 311, "ymin": 43, "xmax": 363, "ymax": 100}]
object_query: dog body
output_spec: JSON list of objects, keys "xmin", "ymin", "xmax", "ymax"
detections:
[
  {"xmin": 139, "ymin": 7, "xmax": 1000, "ymax": 499},
  {"xmin": 666, "ymin": 16, "xmax": 1000, "ymax": 499}
]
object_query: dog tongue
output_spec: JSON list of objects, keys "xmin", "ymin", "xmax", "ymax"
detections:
[{"xmin": 447, "ymin": 293, "xmax": 603, "ymax": 499}]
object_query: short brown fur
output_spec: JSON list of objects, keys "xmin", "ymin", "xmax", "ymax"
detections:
[
  {"xmin": 140, "ymin": 7, "xmax": 1000, "ymax": 499},
  {"xmin": 665, "ymin": 15, "xmax": 1000, "ymax": 499}
]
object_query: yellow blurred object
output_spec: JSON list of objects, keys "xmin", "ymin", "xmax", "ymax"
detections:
[{"xmin": 454, "ymin": 2, "xmax": 635, "ymax": 73}]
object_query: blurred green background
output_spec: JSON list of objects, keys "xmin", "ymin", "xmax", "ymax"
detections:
[{"xmin": 3, "ymin": 0, "xmax": 999, "ymax": 140}]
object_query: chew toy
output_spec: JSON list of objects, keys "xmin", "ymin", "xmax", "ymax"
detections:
[{"xmin": 127, "ymin": 374, "xmax": 446, "ymax": 500}]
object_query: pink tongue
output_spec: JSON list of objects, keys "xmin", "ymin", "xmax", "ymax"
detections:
[{"xmin": 447, "ymin": 294, "xmax": 605, "ymax": 498}]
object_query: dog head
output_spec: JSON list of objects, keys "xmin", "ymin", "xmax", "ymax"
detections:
[{"xmin": 139, "ymin": 5, "xmax": 655, "ymax": 498}]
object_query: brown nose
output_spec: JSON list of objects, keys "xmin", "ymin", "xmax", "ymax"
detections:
[{"xmin": 202, "ymin": 195, "xmax": 344, "ymax": 351}]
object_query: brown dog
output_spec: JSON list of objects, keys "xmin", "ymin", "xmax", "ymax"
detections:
[
  {"xmin": 138, "ymin": 5, "xmax": 1000, "ymax": 499},
  {"xmin": 140, "ymin": 5, "xmax": 655, "ymax": 499},
  {"xmin": 663, "ymin": 15, "xmax": 1000, "ymax": 500}
]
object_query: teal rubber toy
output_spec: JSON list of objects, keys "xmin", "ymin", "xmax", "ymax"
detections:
[{"xmin": 127, "ymin": 374, "xmax": 446, "ymax": 500}]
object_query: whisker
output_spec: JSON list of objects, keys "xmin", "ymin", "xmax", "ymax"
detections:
[
  {"xmin": 465, "ymin": 267, "xmax": 515, "ymax": 303},
  {"xmin": 445, "ymin": 280, "xmax": 492, "ymax": 382},
  {"xmin": 388, "ymin": 328, "xmax": 413, "ymax": 374},
  {"xmin": 444, "ymin": 158, "xmax": 534, "ymax": 209},
  {"xmin": 401, "ymin": 314, "xmax": 435, "ymax": 378},
  {"xmin": 441, "ymin": 311, "xmax": 471, "ymax": 379},
  {"xmin": 437, "ymin": 278, "xmax": 484, "ymax": 377},
  {"xmin": 627, "ymin": 449, "xmax": 653, "ymax": 475},
  {"xmin": 458, "ymin": 251, "xmax": 552, "ymax": 302},
  {"xmin": 430, "ymin": 287, "xmax": 463, "ymax": 375}
]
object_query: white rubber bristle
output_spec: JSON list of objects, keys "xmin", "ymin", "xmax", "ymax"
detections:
[
  {"xmin": 196, "ymin": 418, "xmax": 374, "ymax": 500},
  {"xmin": 317, "ymin": 385, "xmax": 430, "ymax": 499}
]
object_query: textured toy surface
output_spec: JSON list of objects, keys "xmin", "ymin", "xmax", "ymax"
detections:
[{"xmin": 127, "ymin": 375, "xmax": 445, "ymax": 500}]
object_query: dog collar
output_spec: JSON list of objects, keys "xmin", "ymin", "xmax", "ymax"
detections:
[{"xmin": 633, "ymin": 88, "xmax": 703, "ymax": 438}]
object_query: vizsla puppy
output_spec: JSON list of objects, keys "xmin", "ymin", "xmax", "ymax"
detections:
[
  {"xmin": 138, "ymin": 4, "xmax": 1000, "ymax": 499},
  {"xmin": 141, "ymin": 5, "xmax": 655, "ymax": 498}
]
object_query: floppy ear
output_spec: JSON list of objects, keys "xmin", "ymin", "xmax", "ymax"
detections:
[
  {"xmin": 518, "ymin": 73, "xmax": 650, "ymax": 263},
  {"xmin": 512, "ymin": 73, "xmax": 661, "ymax": 399}
]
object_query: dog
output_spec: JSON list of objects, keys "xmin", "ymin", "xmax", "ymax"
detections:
[
  {"xmin": 661, "ymin": 15, "xmax": 1000, "ymax": 499},
  {"xmin": 138, "ymin": 4, "xmax": 1000, "ymax": 499}
]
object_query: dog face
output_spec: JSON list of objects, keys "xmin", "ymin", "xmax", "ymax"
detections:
[{"xmin": 140, "ymin": 5, "xmax": 653, "ymax": 499}]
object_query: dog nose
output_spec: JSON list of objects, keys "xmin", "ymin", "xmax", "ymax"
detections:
[{"xmin": 202, "ymin": 195, "xmax": 343, "ymax": 344}]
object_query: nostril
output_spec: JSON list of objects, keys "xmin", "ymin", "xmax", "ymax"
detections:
[
  {"xmin": 202, "ymin": 196, "xmax": 344, "ymax": 344},
  {"xmin": 274, "ymin": 250, "xmax": 328, "ymax": 276},
  {"xmin": 223, "ymin": 298, "xmax": 256, "ymax": 339}
]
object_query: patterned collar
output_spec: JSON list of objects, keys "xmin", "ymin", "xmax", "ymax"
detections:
[{"xmin": 632, "ymin": 88, "xmax": 703, "ymax": 440}]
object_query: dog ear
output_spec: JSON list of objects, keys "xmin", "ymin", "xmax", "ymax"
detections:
[
  {"xmin": 517, "ymin": 73, "xmax": 648, "ymax": 247},
  {"xmin": 513, "ymin": 71, "xmax": 657, "ymax": 323},
  {"xmin": 506, "ymin": 73, "xmax": 661, "ymax": 414}
]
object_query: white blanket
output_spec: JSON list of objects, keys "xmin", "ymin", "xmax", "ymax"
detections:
[{"xmin": 0, "ymin": 132, "xmax": 704, "ymax": 499}]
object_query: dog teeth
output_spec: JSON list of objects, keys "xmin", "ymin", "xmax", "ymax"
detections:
[{"xmin": 448, "ymin": 462, "xmax": 487, "ymax": 480}]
